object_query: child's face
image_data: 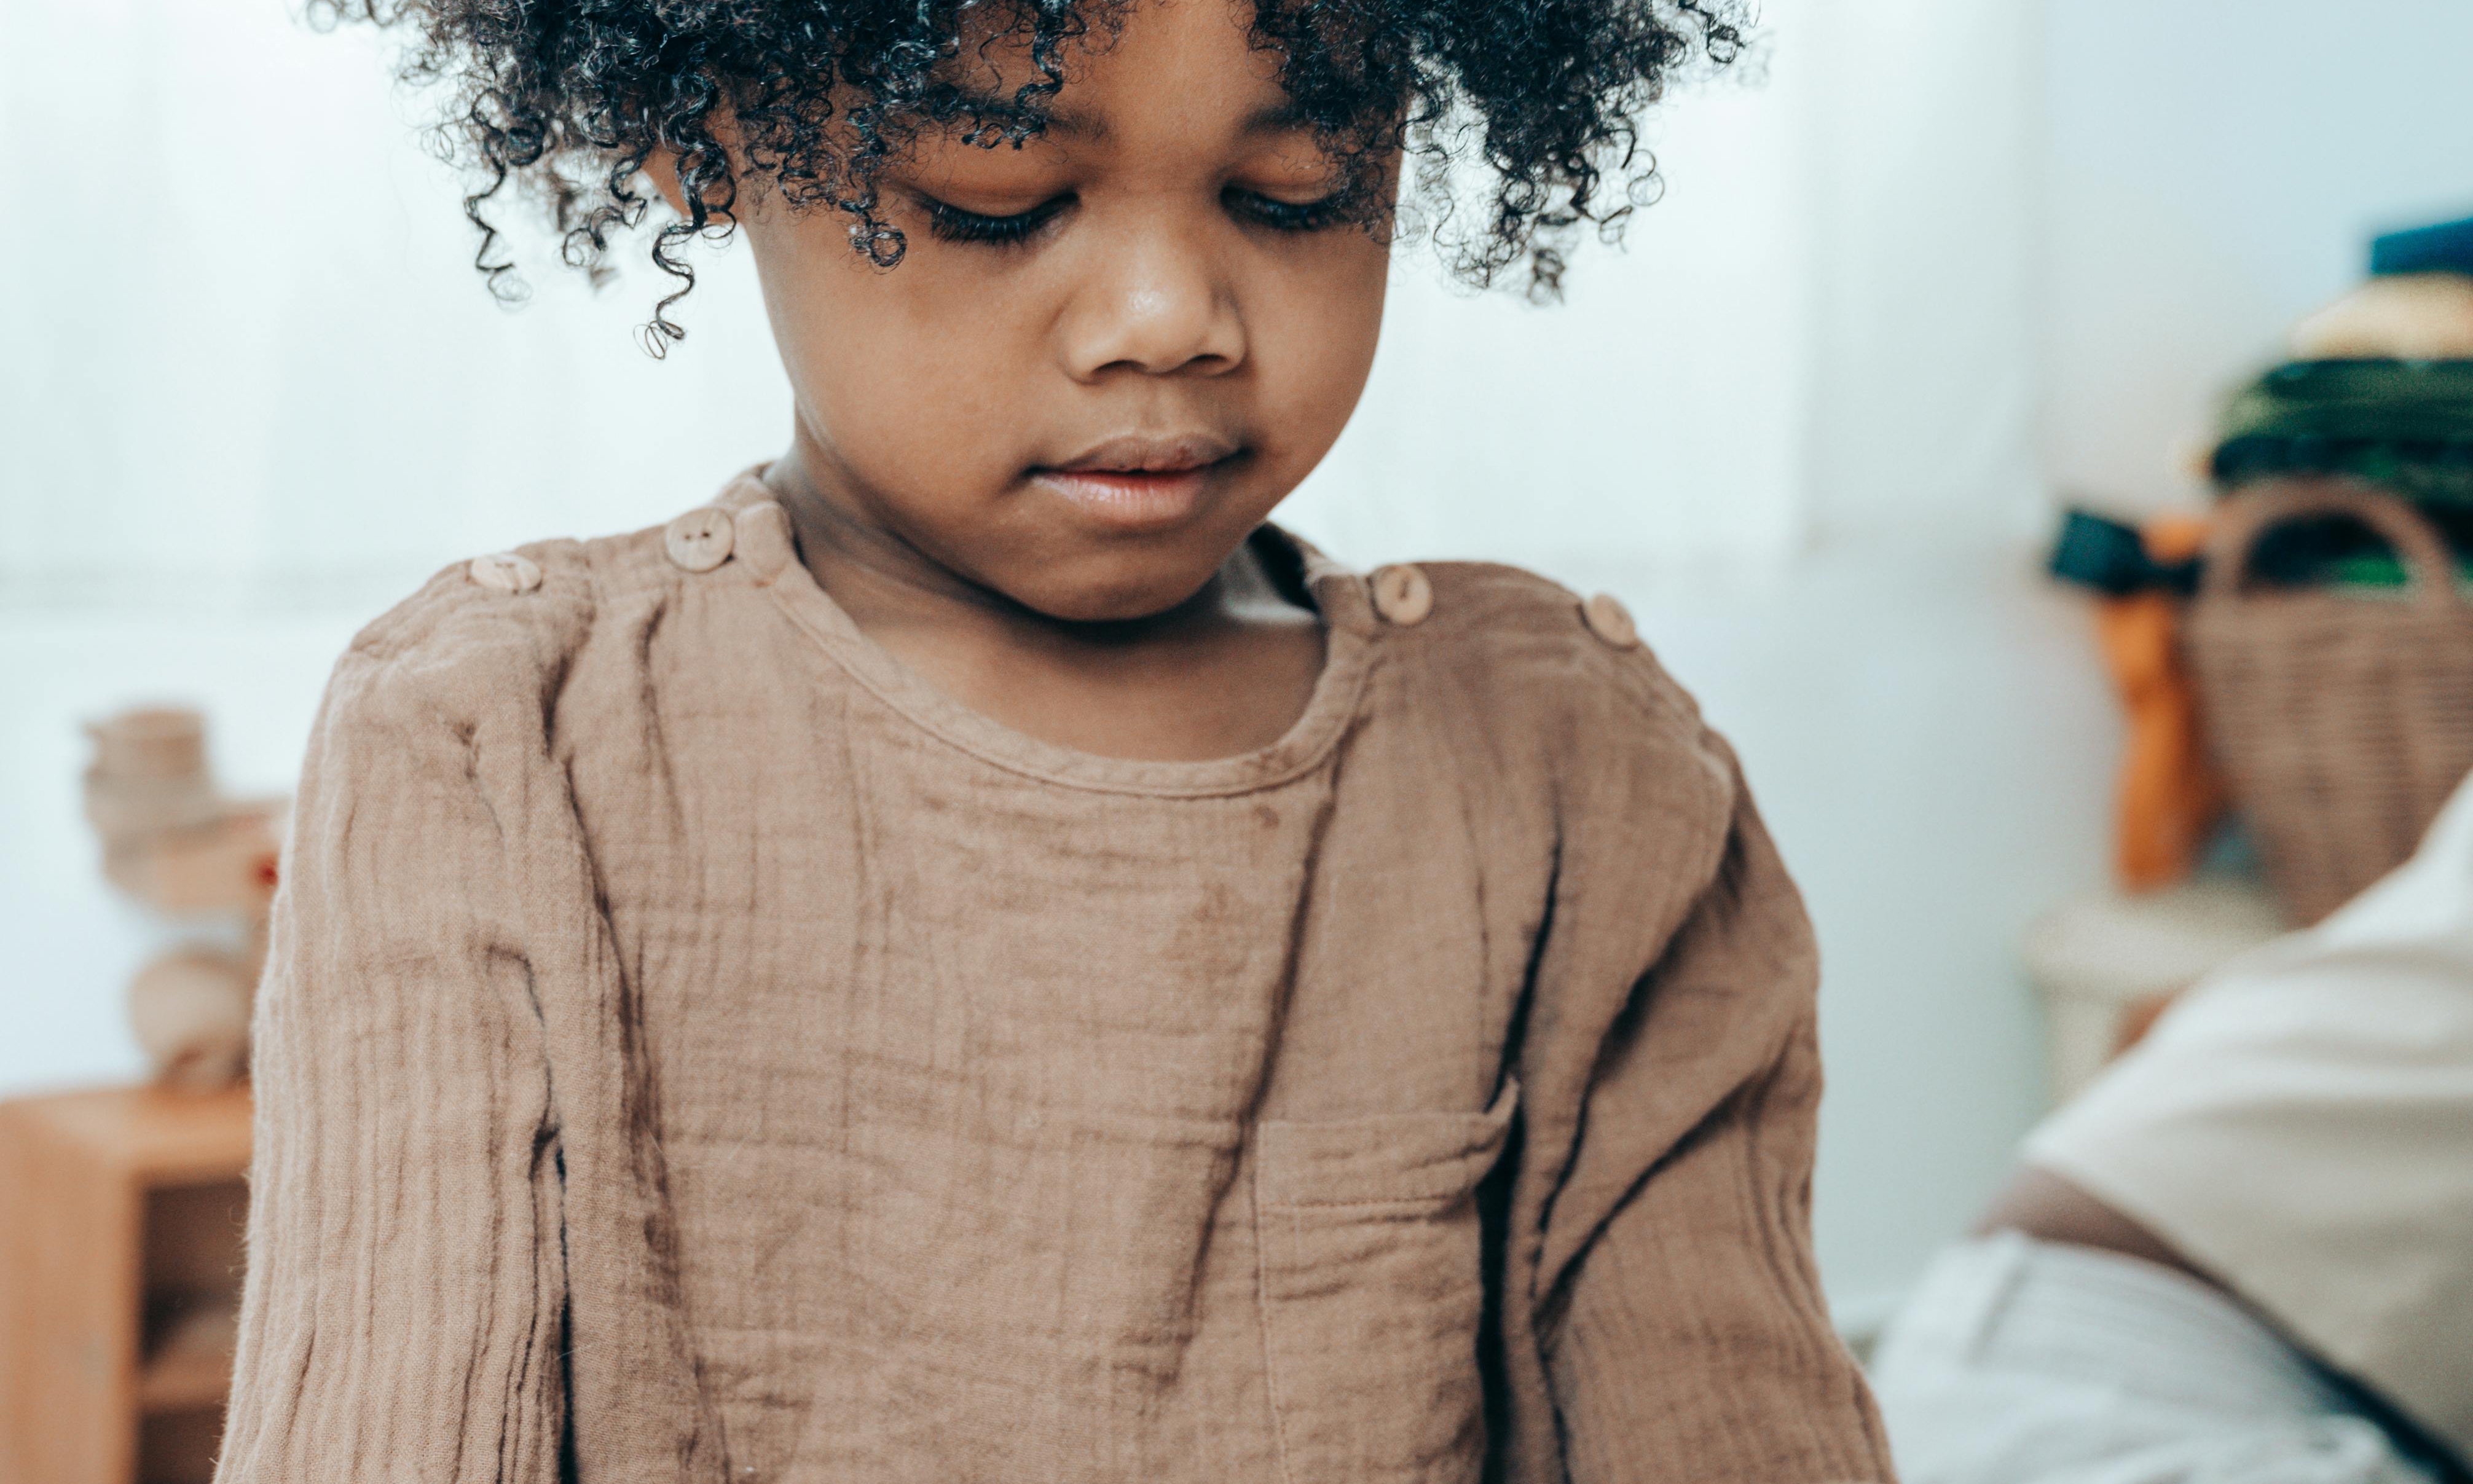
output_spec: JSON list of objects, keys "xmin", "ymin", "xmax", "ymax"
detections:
[{"xmin": 730, "ymin": 0, "xmax": 1394, "ymax": 622}]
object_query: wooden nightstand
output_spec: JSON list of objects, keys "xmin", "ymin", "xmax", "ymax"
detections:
[{"xmin": 1, "ymin": 1083, "xmax": 253, "ymax": 1484}]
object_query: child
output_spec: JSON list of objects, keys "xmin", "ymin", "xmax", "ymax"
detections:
[{"xmin": 217, "ymin": 0, "xmax": 1892, "ymax": 1479}]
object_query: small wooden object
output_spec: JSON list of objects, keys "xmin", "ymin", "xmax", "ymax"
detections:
[
  {"xmin": 0, "ymin": 1083, "xmax": 252, "ymax": 1484},
  {"xmin": 82, "ymin": 707, "xmax": 283, "ymax": 1091}
]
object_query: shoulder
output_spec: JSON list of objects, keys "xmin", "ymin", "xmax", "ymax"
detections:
[
  {"xmin": 1372, "ymin": 559, "xmax": 1734, "ymax": 812},
  {"xmin": 323, "ymin": 524, "xmax": 673, "ymax": 750}
]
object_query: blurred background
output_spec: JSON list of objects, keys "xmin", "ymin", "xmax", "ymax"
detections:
[{"xmin": 3, "ymin": 0, "xmax": 2470, "ymax": 1472}]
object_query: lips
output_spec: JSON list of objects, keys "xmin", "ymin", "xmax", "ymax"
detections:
[
  {"xmin": 1032, "ymin": 431, "xmax": 1241, "ymax": 531},
  {"xmin": 1048, "ymin": 431, "xmax": 1241, "ymax": 475}
]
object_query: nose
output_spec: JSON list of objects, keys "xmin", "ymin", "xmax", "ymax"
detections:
[{"xmin": 1056, "ymin": 215, "xmax": 1246, "ymax": 380}]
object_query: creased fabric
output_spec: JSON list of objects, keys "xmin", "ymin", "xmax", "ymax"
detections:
[{"xmin": 216, "ymin": 472, "xmax": 1889, "ymax": 1484}]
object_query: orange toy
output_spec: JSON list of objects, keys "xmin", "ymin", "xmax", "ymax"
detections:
[{"xmin": 2093, "ymin": 517, "xmax": 2225, "ymax": 892}]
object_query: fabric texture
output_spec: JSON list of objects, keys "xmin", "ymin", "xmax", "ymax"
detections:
[
  {"xmin": 213, "ymin": 470, "xmax": 1890, "ymax": 1484},
  {"xmin": 2025, "ymin": 768, "xmax": 2473, "ymax": 1466},
  {"xmin": 1870, "ymin": 1233, "xmax": 2442, "ymax": 1484}
]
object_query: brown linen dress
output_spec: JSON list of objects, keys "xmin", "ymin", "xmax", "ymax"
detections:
[{"xmin": 213, "ymin": 471, "xmax": 1893, "ymax": 1484}]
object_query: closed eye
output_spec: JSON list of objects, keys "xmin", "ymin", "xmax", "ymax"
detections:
[
  {"xmin": 920, "ymin": 193, "xmax": 1073, "ymax": 247},
  {"xmin": 917, "ymin": 185, "xmax": 1351, "ymax": 246},
  {"xmin": 1224, "ymin": 186, "xmax": 1349, "ymax": 234}
]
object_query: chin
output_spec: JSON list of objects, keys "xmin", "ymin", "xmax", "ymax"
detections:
[{"xmin": 1011, "ymin": 552, "xmax": 1221, "ymax": 625}]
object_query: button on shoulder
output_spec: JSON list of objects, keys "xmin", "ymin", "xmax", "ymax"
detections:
[
  {"xmin": 466, "ymin": 552, "xmax": 543, "ymax": 594},
  {"xmin": 1580, "ymin": 592, "xmax": 1640, "ymax": 649},
  {"xmin": 664, "ymin": 506, "xmax": 737, "ymax": 573},
  {"xmin": 1369, "ymin": 563, "xmax": 1434, "ymax": 627}
]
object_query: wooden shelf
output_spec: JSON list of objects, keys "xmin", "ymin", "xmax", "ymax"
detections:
[
  {"xmin": 12, "ymin": 1083, "xmax": 251, "ymax": 1184},
  {"xmin": 2, "ymin": 1082, "xmax": 254, "ymax": 1484}
]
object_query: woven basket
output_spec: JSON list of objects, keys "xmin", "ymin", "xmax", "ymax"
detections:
[{"xmin": 2185, "ymin": 479, "xmax": 2473, "ymax": 922}]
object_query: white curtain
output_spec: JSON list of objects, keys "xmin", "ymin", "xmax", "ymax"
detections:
[{"xmin": 0, "ymin": 0, "xmax": 2043, "ymax": 604}]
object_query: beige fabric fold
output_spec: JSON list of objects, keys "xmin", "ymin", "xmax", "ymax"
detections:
[{"xmin": 216, "ymin": 474, "xmax": 1890, "ymax": 1484}]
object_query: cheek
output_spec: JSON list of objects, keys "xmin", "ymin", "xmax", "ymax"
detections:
[
  {"xmin": 803, "ymin": 337, "xmax": 1003, "ymax": 487},
  {"xmin": 746, "ymin": 216, "xmax": 1040, "ymax": 491},
  {"xmin": 1250, "ymin": 237, "xmax": 1388, "ymax": 463}
]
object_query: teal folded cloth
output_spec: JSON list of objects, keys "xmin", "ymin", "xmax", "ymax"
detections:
[{"xmin": 2372, "ymin": 215, "xmax": 2473, "ymax": 278}]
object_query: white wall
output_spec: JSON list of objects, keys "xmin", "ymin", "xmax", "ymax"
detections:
[
  {"xmin": 2043, "ymin": 0, "xmax": 2473, "ymax": 514},
  {"xmin": 0, "ymin": 8, "xmax": 788, "ymax": 606}
]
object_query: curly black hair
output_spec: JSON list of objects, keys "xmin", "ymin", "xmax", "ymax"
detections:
[{"xmin": 315, "ymin": 0, "xmax": 1749, "ymax": 351}]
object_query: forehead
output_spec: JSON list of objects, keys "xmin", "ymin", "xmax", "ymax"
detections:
[{"xmin": 934, "ymin": 0, "xmax": 1302, "ymax": 148}]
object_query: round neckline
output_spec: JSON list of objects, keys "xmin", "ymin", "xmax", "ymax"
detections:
[{"xmin": 718, "ymin": 472, "xmax": 1378, "ymax": 798}]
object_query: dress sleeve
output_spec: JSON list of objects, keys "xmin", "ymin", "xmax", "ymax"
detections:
[
  {"xmin": 215, "ymin": 646, "xmax": 566, "ymax": 1483},
  {"xmin": 1539, "ymin": 769, "xmax": 1895, "ymax": 1484}
]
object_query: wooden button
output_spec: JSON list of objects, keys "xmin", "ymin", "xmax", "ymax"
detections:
[
  {"xmin": 466, "ymin": 552, "xmax": 541, "ymax": 594},
  {"xmin": 1580, "ymin": 592, "xmax": 1638, "ymax": 649},
  {"xmin": 1369, "ymin": 563, "xmax": 1433, "ymax": 626},
  {"xmin": 664, "ymin": 506, "xmax": 736, "ymax": 573}
]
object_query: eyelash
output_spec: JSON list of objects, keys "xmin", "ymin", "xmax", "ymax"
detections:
[
  {"xmin": 921, "ymin": 196, "xmax": 1069, "ymax": 246},
  {"xmin": 1226, "ymin": 188, "xmax": 1350, "ymax": 234},
  {"xmin": 918, "ymin": 187, "xmax": 1350, "ymax": 248}
]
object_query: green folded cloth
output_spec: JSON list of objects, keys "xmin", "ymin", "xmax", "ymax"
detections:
[
  {"xmin": 2212, "ymin": 359, "xmax": 2473, "ymax": 507},
  {"xmin": 2311, "ymin": 551, "xmax": 2473, "ymax": 589}
]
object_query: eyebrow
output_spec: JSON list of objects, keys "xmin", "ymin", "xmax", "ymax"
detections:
[{"xmin": 934, "ymin": 85, "xmax": 1313, "ymax": 146}]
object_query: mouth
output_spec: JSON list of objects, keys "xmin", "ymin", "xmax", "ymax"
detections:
[{"xmin": 1031, "ymin": 432, "xmax": 1243, "ymax": 531}]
